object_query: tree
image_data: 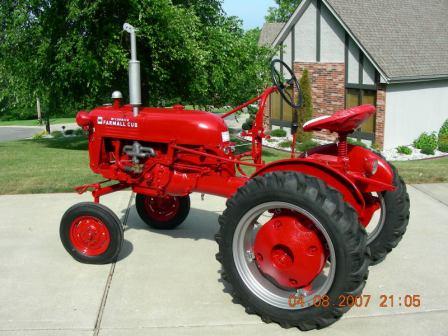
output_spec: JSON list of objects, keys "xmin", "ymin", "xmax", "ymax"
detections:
[
  {"xmin": 266, "ymin": 0, "xmax": 301, "ymax": 23},
  {"xmin": 297, "ymin": 69, "xmax": 313, "ymax": 142},
  {"xmin": 0, "ymin": 0, "xmax": 274, "ymax": 120},
  {"xmin": 0, "ymin": 0, "xmax": 131, "ymax": 119}
]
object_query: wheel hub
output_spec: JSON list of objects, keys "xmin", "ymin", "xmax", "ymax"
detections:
[
  {"xmin": 253, "ymin": 215, "xmax": 326, "ymax": 289},
  {"xmin": 70, "ymin": 216, "xmax": 110, "ymax": 256},
  {"xmin": 144, "ymin": 196, "xmax": 180, "ymax": 222}
]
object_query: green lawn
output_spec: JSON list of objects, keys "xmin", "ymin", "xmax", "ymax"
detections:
[
  {"xmin": 0, "ymin": 137, "xmax": 98, "ymax": 194},
  {"xmin": 0, "ymin": 117, "xmax": 75, "ymax": 126},
  {"xmin": 0, "ymin": 136, "xmax": 446, "ymax": 195},
  {"xmin": 393, "ymin": 157, "xmax": 448, "ymax": 184}
]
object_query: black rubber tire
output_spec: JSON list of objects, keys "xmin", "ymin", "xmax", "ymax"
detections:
[
  {"xmin": 368, "ymin": 164, "xmax": 410, "ymax": 265},
  {"xmin": 60, "ymin": 202, "xmax": 123, "ymax": 264},
  {"xmin": 215, "ymin": 172, "xmax": 369, "ymax": 331},
  {"xmin": 135, "ymin": 194, "xmax": 190, "ymax": 230}
]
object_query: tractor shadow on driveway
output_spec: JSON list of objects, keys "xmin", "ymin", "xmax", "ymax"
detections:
[
  {"xmin": 119, "ymin": 204, "xmax": 237, "ymax": 297},
  {"xmin": 121, "ymin": 205, "xmax": 220, "ymax": 242}
]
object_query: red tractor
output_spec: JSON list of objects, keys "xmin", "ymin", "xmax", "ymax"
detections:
[{"xmin": 60, "ymin": 23, "xmax": 410, "ymax": 330}]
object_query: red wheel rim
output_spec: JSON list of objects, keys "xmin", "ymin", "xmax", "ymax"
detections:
[
  {"xmin": 253, "ymin": 214, "xmax": 326, "ymax": 289},
  {"xmin": 143, "ymin": 196, "xmax": 180, "ymax": 222},
  {"xmin": 69, "ymin": 216, "xmax": 110, "ymax": 256}
]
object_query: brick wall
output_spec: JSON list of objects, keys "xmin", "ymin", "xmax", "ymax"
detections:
[
  {"xmin": 294, "ymin": 62, "xmax": 345, "ymax": 141},
  {"xmin": 264, "ymin": 61, "xmax": 385, "ymax": 147},
  {"xmin": 374, "ymin": 85, "xmax": 386, "ymax": 149}
]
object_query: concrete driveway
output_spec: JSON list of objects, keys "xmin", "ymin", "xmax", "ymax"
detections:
[
  {"xmin": 0, "ymin": 124, "xmax": 79, "ymax": 142},
  {"xmin": 0, "ymin": 184, "xmax": 447, "ymax": 335},
  {"xmin": 0, "ymin": 127, "xmax": 42, "ymax": 142}
]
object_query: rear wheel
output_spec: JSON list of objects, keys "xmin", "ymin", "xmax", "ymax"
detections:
[
  {"xmin": 136, "ymin": 194, "xmax": 190, "ymax": 230},
  {"xmin": 215, "ymin": 172, "xmax": 369, "ymax": 330},
  {"xmin": 60, "ymin": 202, "xmax": 123, "ymax": 264},
  {"xmin": 366, "ymin": 164, "xmax": 410, "ymax": 265}
]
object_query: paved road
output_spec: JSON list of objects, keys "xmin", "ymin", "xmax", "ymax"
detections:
[
  {"xmin": 0, "ymin": 185, "xmax": 447, "ymax": 335},
  {"xmin": 0, "ymin": 126, "xmax": 42, "ymax": 141},
  {"xmin": 0, "ymin": 124, "xmax": 79, "ymax": 142}
]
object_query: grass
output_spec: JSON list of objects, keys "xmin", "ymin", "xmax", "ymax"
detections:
[
  {"xmin": 0, "ymin": 136, "xmax": 446, "ymax": 195},
  {"xmin": 393, "ymin": 157, "xmax": 448, "ymax": 184},
  {"xmin": 0, "ymin": 136, "xmax": 98, "ymax": 194},
  {"xmin": 0, "ymin": 117, "xmax": 75, "ymax": 126}
]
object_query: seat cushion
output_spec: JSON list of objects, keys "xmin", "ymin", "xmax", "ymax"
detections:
[{"xmin": 303, "ymin": 104, "xmax": 376, "ymax": 133}]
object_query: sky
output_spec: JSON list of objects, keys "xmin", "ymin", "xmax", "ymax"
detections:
[{"xmin": 222, "ymin": 0, "xmax": 276, "ymax": 30}]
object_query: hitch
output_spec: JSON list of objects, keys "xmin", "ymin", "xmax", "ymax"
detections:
[{"xmin": 75, "ymin": 180, "xmax": 129, "ymax": 203}]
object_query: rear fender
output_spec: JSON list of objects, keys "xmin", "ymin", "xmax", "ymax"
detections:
[
  {"xmin": 251, "ymin": 159, "xmax": 365, "ymax": 214},
  {"xmin": 304, "ymin": 144, "xmax": 395, "ymax": 193}
]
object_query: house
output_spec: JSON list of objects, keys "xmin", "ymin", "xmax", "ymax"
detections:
[{"xmin": 260, "ymin": 0, "xmax": 448, "ymax": 149}]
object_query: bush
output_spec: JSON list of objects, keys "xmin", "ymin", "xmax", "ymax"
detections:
[
  {"xmin": 297, "ymin": 69, "xmax": 313, "ymax": 142},
  {"xmin": 51, "ymin": 130, "xmax": 63, "ymax": 138},
  {"xmin": 242, "ymin": 106, "xmax": 258, "ymax": 130},
  {"xmin": 371, "ymin": 142, "xmax": 381, "ymax": 152},
  {"xmin": 397, "ymin": 145, "xmax": 412, "ymax": 155},
  {"xmin": 74, "ymin": 128, "xmax": 85, "ymax": 136},
  {"xmin": 420, "ymin": 144, "xmax": 435, "ymax": 155},
  {"xmin": 439, "ymin": 119, "xmax": 448, "ymax": 137},
  {"xmin": 347, "ymin": 138, "xmax": 367, "ymax": 148},
  {"xmin": 438, "ymin": 134, "xmax": 448, "ymax": 153},
  {"xmin": 242, "ymin": 114, "xmax": 255, "ymax": 131},
  {"xmin": 270, "ymin": 128, "xmax": 287, "ymax": 137},
  {"xmin": 32, "ymin": 131, "xmax": 47, "ymax": 139},
  {"xmin": 413, "ymin": 132, "xmax": 437, "ymax": 151},
  {"xmin": 64, "ymin": 129, "xmax": 74, "ymax": 135},
  {"xmin": 278, "ymin": 140, "xmax": 293, "ymax": 148},
  {"xmin": 296, "ymin": 140, "xmax": 318, "ymax": 152}
]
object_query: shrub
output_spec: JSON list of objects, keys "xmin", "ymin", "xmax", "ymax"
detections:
[
  {"xmin": 420, "ymin": 144, "xmax": 435, "ymax": 155},
  {"xmin": 296, "ymin": 140, "xmax": 318, "ymax": 152},
  {"xmin": 51, "ymin": 130, "xmax": 63, "ymax": 138},
  {"xmin": 64, "ymin": 129, "xmax": 74, "ymax": 135},
  {"xmin": 347, "ymin": 138, "xmax": 367, "ymax": 148},
  {"xmin": 32, "ymin": 131, "xmax": 47, "ymax": 139},
  {"xmin": 74, "ymin": 128, "xmax": 85, "ymax": 136},
  {"xmin": 413, "ymin": 132, "xmax": 437, "ymax": 151},
  {"xmin": 242, "ymin": 114, "xmax": 255, "ymax": 131},
  {"xmin": 397, "ymin": 145, "xmax": 412, "ymax": 155},
  {"xmin": 297, "ymin": 69, "xmax": 313, "ymax": 142},
  {"xmin": 438, "ymin": 134, "xmax": 448, "ymax": 153},
  {"xmin": 270, "ymin": 128, "xmax": 287, "ymax": 137},
  {"xmin": 242, "ymin": 106, "xmax": 258, "ymax": 130},
  {"xmin": 247, "ymin": 105, "xmax": 258, "ymax": 116},
  {"xmin": 242, "ymin": 121, "xmax": 252, "ymax": 131},
  {"xmin": 439, "ymin": 119, "xmax": 448, "ymax": 137},
  {"xmin": 278, "ymin": 141, "xmax": 293, "ymax": 148}
]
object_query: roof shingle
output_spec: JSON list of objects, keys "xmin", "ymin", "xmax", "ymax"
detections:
[
  {"xmin": 259, "ymin": 22, "xmax": 285, "ymax": 46},
  {"xmin": 325, "ymin": 0, "xmax": 448, "ymax": 81}
]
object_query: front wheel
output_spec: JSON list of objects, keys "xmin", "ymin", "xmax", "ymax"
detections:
[
  {"xmin": 135, "ymin": 194, "xmax": 190, "ymax": 230},
  {"xmin": 215, "ymin": 172, "xmax": 369, "ymax": 330},
  {"xmin": 60, "ymin": 202, "xmax": 123, "ymax": 264}
]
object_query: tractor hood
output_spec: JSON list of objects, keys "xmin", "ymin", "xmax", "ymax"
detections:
[{"xmin": 79, "ymin": 104, "xmax": 230, "ymax": 146}]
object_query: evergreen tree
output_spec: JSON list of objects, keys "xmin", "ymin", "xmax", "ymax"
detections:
[{"xmin": 297, "ymin": 69, "xmax": 313, "ymax": 142}]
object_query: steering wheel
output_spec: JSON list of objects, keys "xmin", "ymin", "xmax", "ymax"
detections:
[{"xmin": 270, "ymin": 59, "xmax": 303, "ymax": 109}]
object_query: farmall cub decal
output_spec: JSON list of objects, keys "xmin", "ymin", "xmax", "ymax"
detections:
[{"xmin": 97, "ymin": 116, "xmax": 138, "ymax": 128}]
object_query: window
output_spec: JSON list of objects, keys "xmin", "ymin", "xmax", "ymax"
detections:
[
  {"xmin": 270, "ymin": 87, "xmax": 295, "ymax": 125},
  {"xmin": 345, "ymin": 88, "xmax": 376, "ymax": 139}
]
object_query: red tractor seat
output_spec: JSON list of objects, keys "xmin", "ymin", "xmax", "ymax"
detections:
[{"xmin": 303, "ymin": 104, "xmax": 376, "ymax": 133}]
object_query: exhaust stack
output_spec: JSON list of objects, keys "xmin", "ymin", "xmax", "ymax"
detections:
[{"xmin": 123, "ymin": 23, "xmax": 141, "ymax": 117}]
